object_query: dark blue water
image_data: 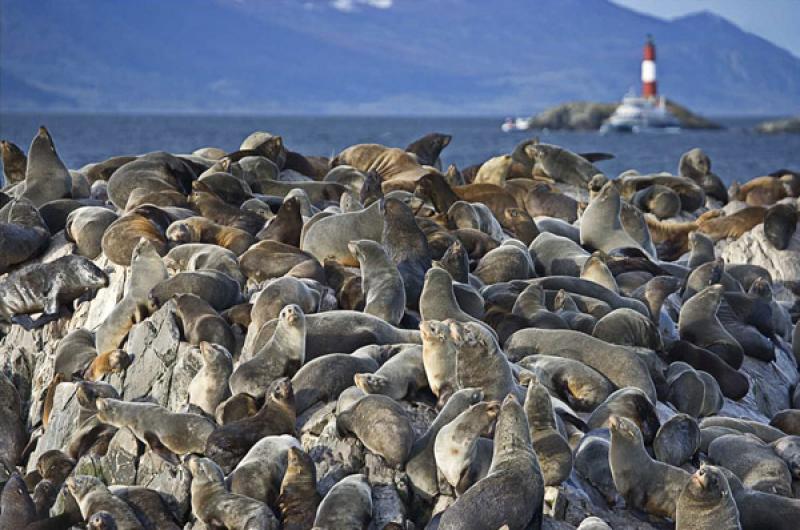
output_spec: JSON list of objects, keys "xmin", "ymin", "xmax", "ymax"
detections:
[{"xmin": 1, "ymin": 113, "xmax": 799, "ymax": 185}]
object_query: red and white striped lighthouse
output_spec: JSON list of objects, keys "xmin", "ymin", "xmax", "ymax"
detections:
[{"xmin": 641, "ymin": 35, "xmax": 657, "ymax": 99}]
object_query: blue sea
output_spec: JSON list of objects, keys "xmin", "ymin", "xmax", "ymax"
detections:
[{"xmin": 1, "ymin": 114, "xmax": 799, "ymax": 185}]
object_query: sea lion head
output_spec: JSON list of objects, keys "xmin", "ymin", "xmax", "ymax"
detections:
[
  {"xmin": 279, "ymin": 303, "xmax": 304, "ymax": 328},
  {"xmin": 74, "ymin": 257, "xmax": 110, "ymax": 289},
  {"xmin": 200, "ymin": 341, "xmax": 230, "ymax": 364},
  {"xmin": 1, "ymin": 473, "xmax": 31, "ymax": 509},
  {"xmin": 420, "ymin": 319, "xmax": 451, "ymax": 345},
  {"xmin": 588, "ymin": 174, "xmax": 609, "ymax": 195},
  {"xmin": 268, "ymin": 377, "xmax": 295, "ymax": 407},
  {"xmin": 749, "ymin": 276, "xmax": 773, "ymax": 299},
  {"xmin": 65, "ymin": 474, "xmax": 103, "ymax": 501},
  {"xmin": 353, "ymin": 373, "xmax": 389, "ymax": 394},
  {"xmin": 87, "ymin": 511, "xmax": 118, "ymax": 530},
  {"xmin": 686, "ymin": 465, "xmax": 729, "ymax": 503},
  {"xmin": 448, "ymin": 320, "xmax": 482, "ymax": 349},
  {"xmin": 187, "ymin": 456, "xmax": 224, "ymax": 483},
  {"xmin": 608, "ymin": 414, "xmax": 642, "ymax": 443},
  {"xmin": 36, "ymin": 450, "xmax": 76, "ymax": 482},
  {"xmin": 107, "ymin": 350, "xmax": 132, "ymax": 373},
  {"xmin": 166, "ymin": 221, "xmax": 194, "ymax": 243}
]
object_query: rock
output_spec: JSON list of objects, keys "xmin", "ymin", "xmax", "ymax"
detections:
[
  {"xmin": 305, "ymin": 417, "xmax": 365, "ymax": 496},
  {"xmin": 136, "ymin": 450, "xmax": 193, "ymax": 521},
  {"xmin": 102, "ymin": 427, "xmax": 140, "ymax": 486},
  {"xmin": 26, "ymin": 381, "xmax": 80, "ymax": 473},
  {"xmin": 167, "ymin": 343, "xmax": 203, "ymax": 413},
  {"xmin": 719, "ymin": 224, "xmax": 800, "ymax": 283},
  {"xmin": 756, "ymin": 116, "xmax": 800, "ymax": 134},
  {"xmin": 720, "ymin": 345, "xmax": 797, "ymax": 421}
]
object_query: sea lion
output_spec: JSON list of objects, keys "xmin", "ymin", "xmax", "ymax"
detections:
[
  {"xmin": 665, "ymin": 362, "xmax": 720, "ymax": 417},
  {"xmin": 354, "ymin": 345, "xmax": 426, "ymax": 401},
  {"xmin": 434, "ymin": 400, "xmax": 499, "ymax": 493},
  {"xmin": 291, "ymin": 353, "xmax": 379, "ymax": 414},
  {"xmin": 0, "ymin": 198, "xmax": 50, "ymax": 274},
  {"xmin": 632, "ymin": 184, "xmax": 681, "ymax": 219},
  {"xmin": 65, "ymin": 206, "xmax": 119, "ymax": 259},
  {"xmin": 84, "ymin": 349, "xmax": 132, "ymax": 382},
  {"xmin": 523, "ymin": 140, "xmax": 603, "ymax": 187},
  {"xmin": 592, "ymin": 307, "xmax": 663, "ymax": 351},
  {"xmin": 574, "ymin": 430, "xmax": 616, "ymax": 503},
  {"xmin": 239, "ymin": 240, "xmax": 324, "ymax": 284},
  {"xmin": 188, "ymin": 342, "xmax": 233, "ymax": 416},
  {"xmin": 257, "ymin": 196, "xmax": 302, "ymax": 246},
  {"xmin": 687, "ymin": 230, "xmax": 715, "ymax": 268},
  {"xmin": 226, "ymin": 434, "xmax": 300, "ymax": 506},
  {"xmin": 53, "ymin": 328, "xmax": 98, "ymax": 379},
  {"xmin": 473, "ymin": 241, "xmax": 535, "ymax": 284},
  {"xmin": 405, "ymin": 132, "xmax": 451, "ymax": 168},
  {"xmin": 406, "ymin": 387, "xmax": 484, "ymax": 499},
  {"xmin": 524, "ymin": 376, "xmax": 572, "ymax": 486},
  {"xmin": 278, "ymin": 446, "xmax": 320, "ymax": 530},
  {"xmin": 65, "ymin": 475, "xmax": 144, "ymax": 530},
  {"xmin": 709, "ymin": 433, "xmax": 793, "ymax": 496},
  {"xmin": 215, "ymin": 393, "xmax": 260, "ymax": 425},
  {"xmin": 420, "ymin": 268, "xmax": 482, "ymax": 325},
  {"xmin": 166, "ymin": 216, "xmax": 255, "ymax": 255},
  {"xmin": 581, "ymin": 181, "xmax": 649, "ymax": 256},
  {"xmin": 437, "ymin": 394, "xmax": 544, "ymax": 530},
  {"xmin": 348, "ymin": 239, "xmax": 406, "ymax": 325},
  {"xmin": 770, "ymin": 410, "xmax": 800, "ymax": 436},
  {"xmin": 517, "ymin": 355, "xmax": 612, "ymax": 412},
  {"xmin": 675, "ymin": 465, "xmax": 741, "ymax": 530},
  {"xmin": 196, "ymin": 171, "xmax": 253, "ymax": 206},
  {"xmin": 679, "ymin": 285, "xmax": 744, "ymax": 369},
  {"xmin": 205, "ymin": 378, "xmax": 296, "ymax": 471},
  {"xmin": 698, "ymin": 206, "xmax": 767, "ymax": 241},
  {"xmin": 529, "ymin": 275, "xmax": 648, "ymax": 315},
  {"xmin": 0, "ymin": 473, "xmax": 36, "ymax": 528},
  {"xmin": 1, "ymin": 139, "xmax": 26, "ymax": 185},
  {"xmin": 382, "ymin": 197, "xmax": 431, "ymax": 307},
  {"xmin": 718, "ymin": 466, "xmax": 800, "ymax": 530},
  {"xmin": 608, "ymin": 415, "xmax": 691, "ymax": 519},
  {"xmin": 188, "ymin": 457, "xmax": 279, "ymax": 530},
  {"xmin": 106, "ymin": 152, "xmax": 193, "ymax": 210},
  {"xmin": 101, "ymin": 205, "xmax": 173, "ymax": 266},
  {"xmin": 238, "ymin": 131, "xmax": 286, "ymax": 167},
  {"xmin": 764, "ymin": 202, "xmax": 798, "ymax": 250},
  {"xmin": 420, "ymin": 320, "xmax": 458, "ymax": 403},
  {"xmin": 336, "ymin": 393, "xmax": 414, "ymax": 468},
  {"xmin": 86, "ymin": 511, "xmax": 118, "ymax": 530},
  {"xmin": 332, "ymin": 143, "xmax": 429, "ymax": 183},
  {"xmin": 580, "ymin": 254, "xmax": 618, "ymax": 293},
  {"xmin": 149, "ymin": 270, "xmax": 241, "ymax": 311},
  {"xmin": 174, "ymin": 293, "xmax": 236, "ymax": 353},
  {"xmin": 312, "ymin": 474, "xmax": 372, "ymax": 529},
  {"xmin": 246, "ymin": 277, "xmax": 319, "ymax": 348},
  {"xmin": 587, "ymin": 387, "xmax": 660, "ymax": 444},
  {"xmin": 188, "ymin": 181, "xmax": 266, "ymax": 234},
  {"xmin": 0, "ymin": 254, "xmax": 108, "ymax": 329},
  {"xmin": 21, "ymin": 126, "xmax": 72, "ymax": 207},
  {"xmin": 474, "ymin": 154, "xmax": 512, "ymax": 186},
  {"xmin": 230, "ymin": 305, "xmax": 305, "ymax": 398},
  {"xmin": 95, "ymin": 238, "xmax": 167, "ymax": 355},
  {"xmin": 529, "ymin": 231, "xmax": 590, "ymax": 276},
  {"xmin": 524, "ymin": 182, "xmax": 579, "ymax": 223},
  {"xmin": 653, "ymin": 413, "xmax": 700, "ymax": 467},
  {"xmin": 301, "ymin": 199, "xmax": 384, "ymax": 266},
  {"xmin": 451, "ymin": 320, "xmax": 515, "ymax": 401},
  {"xmin": 771, "ymin": 436, "xmax": 800, "ymax": 480},
  {"xmin": 664, "ymin": 340, "xmax": 749, "ymax": 400},
  {"xmin": 618, "ymin": 173, "xmax": 706, "ymax": 212},
  {"xmin": 732, "ymin": 175, "xmax": 794, "ymax": 206}
]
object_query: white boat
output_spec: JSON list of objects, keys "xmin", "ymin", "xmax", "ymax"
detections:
[
  {"xmin": 501, "ymin": 117, "xmax": 531, "ymax": 132},
  {"xmin": 600, "ymin": 92, "xmax": 680, "ymax": 134}
]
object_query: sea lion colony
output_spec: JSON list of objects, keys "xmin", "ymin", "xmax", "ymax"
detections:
[{"xmin": 1, "ymin": 127, "xmax": 800, "ymax": 529}]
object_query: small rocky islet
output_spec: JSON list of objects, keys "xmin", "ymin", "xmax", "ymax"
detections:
[{"xmin": 1, "ymin": 126, "xmax": 800, "ymax": 529}]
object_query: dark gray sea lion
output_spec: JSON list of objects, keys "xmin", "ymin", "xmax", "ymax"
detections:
[
  {"xmin": 633, "ymin": 184, "xmax": 681, "ymax": 219},
  {"xmin": 719, "ymin": 466, "xmax": 800, "ymax": 530},
  {"xmin": 587, "ymin": 387, "xmax": 660, "ymax": 444},
  {"xmin": 290, "ymin": 353, "xmax": 378, "ymax": 413},
  {"xmin": 653, "ymin": 413, "xmax": 700, "ymax": 467},
  {"xmin": 608, "ymin": 415, "xmax": 690, "ymax": 519},
  {"xmin": 518, "ymin": 355, "xmax": 612, "ymax": 412},
  {"xmin": 687, "ymin": 230, "xmax": 715, "ymax": 268},
  {"xmin": 679, "ymin": 285, "xmax": 744, "ymax": 368},
  {"xmin": 65, "ymin": 206, "xmax": 119, "ymax": 259},
  {"xmin": 349, "ymin": 239, "xmax": 406, "ymax": 325},
  {"xmin": 709, "ymin": 433, "xmax": 793, "ymax": 496},
  {"xmin": 256, "ymin": 196, "xmax": 302, "ymax": 246},
  {"xmin": 764, "ymin": 202, "xmax": 798, "ymax": 250},
  {"xmin": 0, "ymin": 473, "xmax": 36, "ymax": 528},
  {"xmin": 630, "ymin": 275, "xmax": 681, "ymax": 326},
  {"xmin": 66, "ymin": 475, "xmax": 145, "ymax": 530},
  {"xmin": 511, "ymin": 284, "xmax": 570, "ymax": 330},
  {"xmin": 405, "ymin": 132, "xmax": 452, "ymax": 167},
  {"xmin": 676, "ymin": 465, "xmax": 740, "ymax": 530},
  {"xmin": 188, "ymin": 457, "xmax": 279, "ymax": 530},
  {"xmin": 382, "ymin": 197, "xmax": 431, "ymax": 307},
  {"xmin": 522, "ymin": 140, "xmax": 603, "ymax": 187},
  {"xmin": 278, "ymin": 446, "xmax": 320, "ymax": 530},
  {"xmin": 336, "ymin": 393, "xmax": 414, "ymax": 468},
  {"xmin": 529, "ymin": 232, "xmax": 589, "ymax": 276},
  {"xmin": 581, "ymin": 181, "xmax": 650, "ymax": 256},
  {"xmin": 149, "ymin": 270, "xmax": 241, "ymax": 311},
  {"xmin": 592, "ymin": 307, "xmax": 663, "ymax": 350},
  {"xmin": 0, "ymin": 254, "xmax": 108, "ymax": 329},
  {"xmin": 438, "ymin": 394, "xmax": 544, "ymax": 530},
  {"xmin": 197, "ymin": 171, "xmax": 253, "ymax": 206},
  {"xmin": 524, "ymin": 376, "xmax": 572, "ymax": 486},
  {"xmin": 312, "ymin": 474, "xmax": 372, "ymax": 530},
  {"xmin": 354, "ymin": 345, "xmax": 426, "ymax": 401},
  {"xmin": 666, "ymin": 362, "xmax": 723, "ymax": 417},
  {"xmin": 188, "ymin": 181, "xmax": 266, "ymax": 235},
  {"xmin": 524, "ymin": 182, "xmax": 579, "ymax": 222},
  {"xmin": 451, "ymin": 320, "xmax": 515, "ymax": 401},
  {"xmin": 0, "ymin": 198, "xmax": 50, "ymax": 274},
  {"xmin": 226, "ymin": 434, "xmax": 299, "ymax": 507},
  {"xmin": 435, "ymin": 239, "xmax": 469, "ymax": 283},
  {"xmin": 473, "ymin": 241, "xmax": 535, "ymax": 284},
  {"xmin": 20, "ymin": 126, "xmax": 72, "ymax": 207},
  {"xmin": 1, "ymin": 139, "xmax": 27, "ymax": 186},
  {"xmin": 664, "ymin": 340, "xmax": 749, "ymax": 400},
  {"xmin": 529, "ymin": 275, "xmax": 649, "ymax": 315},
  {"xmin": 420, "ymin": 267, "xmax": 482, "ymax": 325},
  {"xmin": 174, "ymin": 293, "xmax": 236, "ymax": 353},
  {"xmin": 301, "ymin": 199, "xmax": 383, "ymax": 266},
  {"xmin": 770, "ymin": 410, "xmax": 800, "ymax": 436}
]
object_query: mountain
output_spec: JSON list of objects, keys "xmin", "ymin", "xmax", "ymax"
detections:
[{"xmin": 1, "ymin": 0, "xmax": 799, "ymax": 115}]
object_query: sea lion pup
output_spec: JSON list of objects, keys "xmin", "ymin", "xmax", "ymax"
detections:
[
  {"xmin": 86, "ymin": 511, "xmax": 118, "ymax": 530},
  {"xmin": 348, "ymin": 239, "xmax": 406, "ymax": 325},
  {"xmin": 188, "ymin": 457, "xmax": 279, "ymax": 530},
  {"xmin": 675, "ymin": 465, "xmax": 741, "ymax": 530},
  {"xmin": 633, "ymin": 184, "xmax": 681, "ymax": 219},
  {"xmin": 291, "ymin": 353, "xmax": 378, "ymax": 413},
  {"xmin": 506, "ymin": 328, "xmax": 657, "ymax": 401},
  {"xmin": 230, "ymin": 305, "xmax": 306, "ymax": 398},
  {"xmin": 149, "ymin": 269, "xmax": 241, "ymax": 311},
  {"xmin": 524, "ymin": 182, "xmax": 579, "ymax": 223},
  {"xmin": 419, "ymin": 267, "xmax": 482, "ymax": 324},
  {"xmin": 732, "ymin": 175, "xmax": 794, "ymax": 206},
  {"xmin": 473, "ymin": 154, "xmax": 513, "ymax": 185},
  {"xmin": 245, "ymin": 277, "xmax": 319, "ymax": 352},
  {"xmin": 709, "ymin": 434, "xmax": 793, "ymax": 496},
  {"xmin": 166, "ymin": 216, "xmax": 255, "ymax": 255},
  {"xmin": 382, "ymin": 197, "xmax": 431, "ymax": 306},
  {"xmin": 687, "ymin": 230, "xmax": 715, "ymax": 268},
  {"xmin": 434, "ymin": 400, "xmax": 500, "ymax": 493},
  {"xmin": 20, "ymin": 126, "xmax": 72, "ymax": 207},
  {"xmin": 278, "ymin": 446, "xmax": 320, "ymax": 530},
  {"xmin": 336, "ymin": 392, "xmax": 415, "ymax": 468},
  {"xmin": 698, "ymin": 206, "xmax": 767, "ymax": 240},
  {"xmin": 205, "ymin": 378, "xmax": 296, "ymax": 471},
  {"xmin": 101, "ymin": 205, "xmax": 173, "ymax": 266},
  {"xmin": 215, "ymin": 393, "xmax": 259, "ymax": 425},
  {"xmin": 188, "ymin": 342, "xmax": 233, "ymax": 416},
  {"xmin": 438, "ymin": 394, "xmax": 545, "ymax": 530},
  {"xmin": 653, "ymin": 413, "xmax": 701, "ymax": 467},
  {"xmin": 451, "ymin": 320, "xmax": 515, "ymax": 401},
  {"xmin": 0, "ymin": 473, "xmax": 35, "ymax": 528},
  {"xmin": 188, "ymin": 181, "xmax": 266, "ymax": 235},
  {"xmin": 405, "ymin": 132, "xmax": 452, "ymax": 168},
  {"xmin": 173, "ymin": 293, "xmax": 236, "ymax": 353},
  {"xmin": 301, "ymin": 199, "xmax": 383, "ymax": 266},
  {"xmin": 226, "ymin": 434, "xmax": 300, "ymax": 506},
  {"xmin": 592, "ymin": 307, "xmax": 663, "ymax": 350},
  {"xmin": 354, "ymin": 345, "xmax": 426, "ymax": 401},
  {"xmin": 0, "ymin": 254, "xmax": 108, "ymax": 329},
  {"xmin": 65, "ymin": 206, "xmax": 119, "ymax": 259},
  {"xmin": 608, "ymin": 415, "xmax": 691, "ymax": 519},
  {"xmin": 0, "ymin": 198, "xmax": 50, "ymax": 274},
  {"xmin": 256, "ymin": 196, "xmax": 302, "ymax": 246},
  {"xmin": 95, "ymin": 397, "xmax": 214, "ymax": 460},
  {"xmin": 420, "ymin": 320, "xmax": 458, "ymax": 403},
  {"xmin": 764, "ymin": 202, "xmax": 798, "ymax": 250},
  {"xmin": 580, "ymin": 253, "xmax": 618, "ymax": 293},
  {"xmin": 313, "ymin": 474, "xmax": 372, "ymax": 529},
  {"xmin": 679, "ymin": 284, "xmax": 744, "ymax": 368},
  {"xmin": 580, "ymin": 181, "xmax": 650, "ymax": 256},
  {"xmin": 587, "ymin": 387, "xmax": 660, "ymax": 444},
  {"xmin": 406, "ymin": 387, "xmax": 484, "ymax": 499},
  {"xmin": 95, "ymin": 238, "xmax": 166, "ymax": 355},
  {"xmin": 65, "ymin": 476, "xmax": 143, "ymax": 530},
  {"xmin": 331, "ymin": 143, "xmax": 429, "ymax": 183},
  {"xmin": 522, "ymin": 139, "xmax": 603, "ymax": 187},
  {"xmin": 517, "ymin": 355, "xmax": 612, "ymax": 412},
  {"xmin": 1, "ymin": 139, "xmax": 26, "ymax": 185},
  {"xmin": 523, "ymin": 376, "xmax": 572, "ymax": 486}
]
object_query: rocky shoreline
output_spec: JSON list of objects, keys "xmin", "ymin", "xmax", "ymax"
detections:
[{"xmin": 1, "ymin": 128, "xmax": 800, "ymax": 529}]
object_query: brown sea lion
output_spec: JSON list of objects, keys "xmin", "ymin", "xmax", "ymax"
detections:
[{"xmin": 1, "ymin": 140, "xmax": 26, "ymax": 185}]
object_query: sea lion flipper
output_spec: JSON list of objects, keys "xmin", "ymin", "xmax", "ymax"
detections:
[
  {"xmin": 11, "ymin": 314, "xmax": 38, "ymax": 331},
  {"xmin": 142, "ymin": 431, "xmax": 179, "ymax": 465},
  {"xmin": 580, "ymin": 152, "xmax": 615, "ymax": 163}
]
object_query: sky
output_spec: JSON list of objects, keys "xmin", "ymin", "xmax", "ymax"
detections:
[{"xmin": 612, "ymin": 0, "xmax": 800, "ymax": 57}]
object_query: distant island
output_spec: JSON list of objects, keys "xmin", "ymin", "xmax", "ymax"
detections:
[
  {"xmin": 526, "ymin": 100, "xmax": 722, "ymax": 131},
  {"xmin": 755, "ymin": 116, "xmax": 800, "ymax": 134}
]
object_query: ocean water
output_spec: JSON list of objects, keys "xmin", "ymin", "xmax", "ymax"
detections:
[{"xmin": 1, "ymin": 113, "xmax": 799, "ymax": 185}]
